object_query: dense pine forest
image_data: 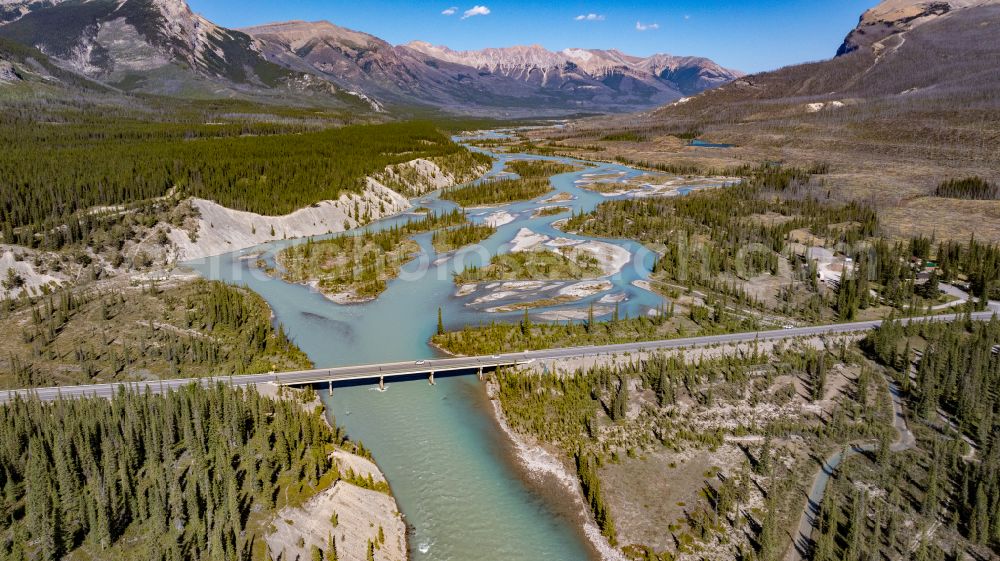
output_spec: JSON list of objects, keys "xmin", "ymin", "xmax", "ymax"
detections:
[
  {"xmin": 0, "ymin": 279, "xmax": 310, "ymax": 388},
  {"xmin": 441, "ymin": 176, "xmax": 552, "ymax": 207},
  {"xmin": 439, "ymin": 157, "xmax": 580, "ymax": 207},
  {"xmin": 0, "ymin": 383, "xmax": 347, "ymax": 561},
  {"xmin": 0, "ymin": 108, "xmax": 487, "ymax": 247},
  {"xmin": 503, "ymin": 160, "xmax": 583, "ymax": 179}
]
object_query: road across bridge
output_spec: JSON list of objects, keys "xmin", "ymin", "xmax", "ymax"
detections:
[{"xmin": 2, "ymin": 311, "xmax": 995, "ymax": 403}]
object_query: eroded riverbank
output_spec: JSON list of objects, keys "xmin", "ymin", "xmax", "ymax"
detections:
[
  {"xmin": 483, "ymin": 378, "xmax": 626, "ymax": 561},
  {"xmin": 259, "ymin": 384, "xmax": 408, "ymax": 561}
]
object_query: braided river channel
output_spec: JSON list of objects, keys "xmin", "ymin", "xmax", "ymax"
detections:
[{"xmin": 187, "ymin": 132, "xmax": 731, "ymax": 560}]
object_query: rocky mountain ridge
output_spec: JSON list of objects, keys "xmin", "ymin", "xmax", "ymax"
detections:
[
  {"xmin": 405, "ymin": 41, "xmax": 740, "ymax": 96},
  {"xmin": 244, "ymin": 20, "xmax": 741, "ymax": 113},
  {"xmin": 0, "ymin": 0, "xmax": 317, "ymax": 97},
  {"xmin": 0, "ymin": 0, "xmax": 740, "ymax": 114},
  {"xmin": 837, "ymin": 0, "xmax": 1000, "ymax": 54}
]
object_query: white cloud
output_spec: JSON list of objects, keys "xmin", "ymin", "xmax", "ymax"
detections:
[
  {"xmin": 461, "ymin": 5, "xmax": 491, "ymax": 19},
  {"xmin": 635, "ymin": 21, "xmax": 659, "ymax": 31},
  {"xmin": 442, "ymin": 6, "xmax": 458, "ymax": 15},
  {"xmin": 574, "ymin": 13, "xmax": 605, "ymax": 21},
  {"xmin": 684, "ymin": 14, "xmax": 691, "ymax": 20}
]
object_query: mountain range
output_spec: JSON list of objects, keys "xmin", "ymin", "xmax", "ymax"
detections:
[
  {"xmin": 0, "ymin": 0, "xmax": 741, "ymax": 114},
  {"xmin": 648, "ymin": 0, "xmax": 1000, "ymax": 123}
]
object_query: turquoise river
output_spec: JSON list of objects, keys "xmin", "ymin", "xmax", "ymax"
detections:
[{"xmin": 186, "ymin": 132, "xmax": 730, "ymax": 560}]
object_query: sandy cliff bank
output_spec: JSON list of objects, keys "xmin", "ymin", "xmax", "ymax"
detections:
[
  {"xmin": 169, "ymin": 180, "xmax": 410, "ymax": 261},
  {"xmin": 171, "ymin": 158, "xmax": 489, "ymax": 261},
  {"xmin": 261, "ymin": 384, "xmax": 408, "ymax": 561}
]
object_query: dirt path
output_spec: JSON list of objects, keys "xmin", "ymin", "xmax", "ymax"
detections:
[{"xmin": 785, "ymin": 376, "xmax": 914, "ymax": 561}]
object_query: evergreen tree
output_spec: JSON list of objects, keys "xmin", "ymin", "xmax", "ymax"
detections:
[
  {"xmin": 757, "ymin": 488, "xmax": 780, "ymax": 561},
  {"xmin": 755, "ymin": 434, "xmax": 773, "ymax": 475},
  {"xmin": 326, "ymin": 533, "xmax": 338, "ymax": 561},
  {"xmin": 611, "ymin": 377, "xmax": 629, "ymax": 421},
  {"xmin": 520, "ymin": 309, "xmax": 532, "ymax": 336}
]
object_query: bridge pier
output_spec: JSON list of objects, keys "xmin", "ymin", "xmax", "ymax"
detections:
[
  {"xmin": 379, "ymin": 375, "xmax": 385, "ymax": 391},
  {"xmin": 477, "ymin": 366, "xmax": 483, "ymax": 381},
  {"xmin": 328, "ymin": 380, "xmax": 333, "ymax": 396},
  {"xmin": 429, "ymin": 371, "xmax": 436, "ymax": 385}
]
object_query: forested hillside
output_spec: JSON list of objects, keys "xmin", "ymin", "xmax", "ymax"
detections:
[{"xmin": 0, "ymin": 383, "xmax": 346, "ymax": 561}]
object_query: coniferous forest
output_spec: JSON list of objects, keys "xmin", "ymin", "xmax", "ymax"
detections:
[
  {"xmin": 0, "ymin": 117, "xmax": 486, "ymax": 242},
  {"xmin": 490, "ymin": 315, "xmax": 1000, "ymax": 560},
  {"xmin": 503, "ymin": 160, "xmax": 582, "ymax": 179},
  {"xmin": 0, "ymin": 384, "xmax": 345, "ymax": 561},
  {"xmin": 431, "ymin": 222, "xmax": 497, "ymax": 253},
  {"xmin": 812, "ymin": 316, "xmax": 1000, "ymax": 561},
  {"xmin": 564, "ymin": 164, "xmax": 878, "ymax": 285},
  {"xmin": 441, "ymin": 176, "xmax": 552, "ymax": 207},
  {"xmin": 934, "ymin": 177, "xmax": 1000, "ymax": 200},
  {"xmin": 274, "ymin": 209, "xmax": 470, "ymax": 300}
]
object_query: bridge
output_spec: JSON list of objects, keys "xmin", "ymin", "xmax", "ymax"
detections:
[{"xmin": 2, "ymin": 311, "xmax": 996, "ymax": 403}]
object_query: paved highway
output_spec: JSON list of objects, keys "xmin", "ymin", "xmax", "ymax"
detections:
[{"xmin": 2, "ymin": 311, "xmax": 995, "ymax": 403}]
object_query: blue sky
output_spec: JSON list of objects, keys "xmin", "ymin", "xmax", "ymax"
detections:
[{"xmin": 188, "ymin": 0, "xmax": 877, "ymax": 73}]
